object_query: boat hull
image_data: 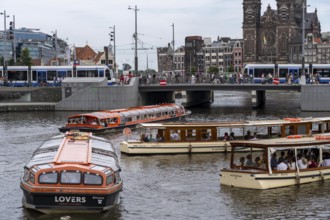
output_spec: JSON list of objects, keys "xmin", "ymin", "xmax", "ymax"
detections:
[
  {"xmin": 220, "ymin": 168, "xmax": 330, "ymax": 189},
  {"xmin": 21, "ymin": 188, "xmax": 121, "ymax": 214},
  {"xmin": 59, "ymin": 115, "xmax": 187, "ymax": 134},
  {"xmin": 120, "ymin": 141, "xmax": 261, "ymax": 154}
]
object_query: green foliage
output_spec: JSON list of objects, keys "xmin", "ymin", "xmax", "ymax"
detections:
[
  {"xmin": 191, "ymin": 67, "xmax": 197, "ymax": 75},
  {"xmin": 208, "ymin": 66, "xmax": 219, "ymax": 74},
  {"xmin": 18, "ymin": 48, "xmax": 32, "ymax": 66}
]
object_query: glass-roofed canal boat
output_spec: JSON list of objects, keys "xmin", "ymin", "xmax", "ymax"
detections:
[{"xmin": 20, "ymin": 131, "xmax": 122, "ymax": 214}]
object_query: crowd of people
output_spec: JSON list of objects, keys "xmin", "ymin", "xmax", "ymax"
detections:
[{"xmin": 239, "ymin": 149, "xmax": 330, "ymax": 171}]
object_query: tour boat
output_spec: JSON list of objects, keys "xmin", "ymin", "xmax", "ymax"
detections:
[
  {"xmin": 120, "ymin": 117, "xmax": 330, "ymax": 155},
  {"xmin": 220, "ymin": 134, "xmax": 330, "ymax": 189},
  {"xmin": 20, "ymin": 131, "xmax": 123, "ymax": 214},
  {"xmin": 59, "ymin": 103, "xmax": 190, "ymax": 133}
]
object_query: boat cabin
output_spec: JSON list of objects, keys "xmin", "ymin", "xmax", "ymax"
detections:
[{"xmin": 220, "ymin": 134, "xmax": 330, "ymax": 189}]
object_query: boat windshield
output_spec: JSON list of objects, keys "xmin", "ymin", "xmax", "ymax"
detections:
[{"xmin": 60, "ymin": 171, "xmax": 82, "ymax": 184}]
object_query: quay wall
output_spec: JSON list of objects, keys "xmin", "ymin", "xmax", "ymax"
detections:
[
  {"xmin": 55, "ymin": 78, "xmax": 140, "ymax": 111},
  {"xmin": 301, "ymin": 85, "xmax": 330, "ymax": 111}
]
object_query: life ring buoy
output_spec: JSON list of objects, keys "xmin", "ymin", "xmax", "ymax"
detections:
[
  {"xmin": 283, "ymin": 118, "xmax": 302, "ymax": 123},
  {"xmin": 287, "ymin": 135, "xmax": 302, "ymax": 139},
  {"xmin": 315, "ymin": 135, "xmax": 330, "ymax": 140}
]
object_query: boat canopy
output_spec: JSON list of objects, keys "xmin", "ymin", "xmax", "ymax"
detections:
[{"xmin": 24, "ymin": 134, "xmax": 120, "ymax": 172}]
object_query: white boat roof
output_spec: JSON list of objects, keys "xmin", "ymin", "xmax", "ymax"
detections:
[
  {"xmin": 230, "ymin": 134, "xmax": 330, "ymax": 149},
  {"xmin": 25, "ymin": 133, "xmax": 120, "ymax": 172},
  {"xmin": 139, "ymin": 117, "xmax": 330, "ymax": 129}
]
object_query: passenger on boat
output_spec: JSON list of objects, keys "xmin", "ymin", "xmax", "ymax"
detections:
[
  {"xmin": 141, "ymin": 134, "xmax": 149, "ymax": 142},
  {"xmin": 287, "ymin": 157, "xmax": 296, "ymax": 170},
  {"xmin": 321, "ymin": 152, "xmax": 330, "ymax": 167},
  {"xmin": 254, "ymin": 156, "xmax": 261, "ymax": 167},
  {"xmin": 277, "ymin": 159, "xmax": 289, "ymax": 170},
  {"xmin": 250, "ymin": 132, "xmax": 258, "ymax": 140},
  {"xmin": 170, "ymin": 131, "xmax": 180, "ymax": 140},
  {"xmin": 278, "ymin": 151, "xmax": 285, "ymax": 164},
  {"xmin": 223, "ymin": 132, "xmax": 230, "ymax": 141},
  {"xmin": 156, "ymin": 134, "xmax": 164, "ymax": 142},
  {"xmin": 149, "ymin": 134, "xmax": 155, "ymax": 142},
  {"xmin": 307, "ymin": 156, "xmax": 318, "ymax": 168},
  {"xmin": 239, "ymin": 157, "xmax": 245, "ymax": 167},
  {"xmin": 244, "ymin": 131, "xmax": 252, "ymax": 140},
  {"xmin": 245, "ymin": 154, "xmax": 255, "ymax": 167},
  {"xmin": 270, "ymin": 153, "xmax": 278, "ymax": 170},
  {"xmin": 229, "ymin": 132, "xmax": 235, "ymax": 140},
  {"xmin": 297, "ymin": 154, "xmax": 308, "ymax": 169}
]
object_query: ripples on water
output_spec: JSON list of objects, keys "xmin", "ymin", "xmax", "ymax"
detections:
[{"xmin": 1, "ymin": 91, "xmax": 330, "ymax": 220}]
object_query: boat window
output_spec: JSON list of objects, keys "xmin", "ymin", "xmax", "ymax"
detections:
[
  {"xmin": 114, "ymin": 171, "xmax": 121, "ymax": 184},
  {"xmin": 201, "ymin": 129, "xmax": 212, "ymax": 140},
  {"xmin": 233, "ymin": 150, "xmax": 267, "ymax": 170},
  {"xmin": 106, "ymin": 174, "xmax": 114, "ymax": 185},
  {"xmin": 185, "ymin": 129, "xmax": 197, "ymax": 141},
  {"xmin": 29, "ymin": 172, "xmax": 35, "ymax": 184},
  {"xmin": 60, "ymin": 171, "xmax": 82, "ymax": 184},
  {"xmin": 23, "ymin": 169, "xmax": 29, "ymax": 182},
  {"xmin": 297, "ymin": 125, "xmax": 307, "ymax": 135},
  {"xmin": 39, "ymin": 172, "xmax": 58, "ymax": 184},
  {"xmin": 84, "ymin": 172, "xmax": 103, "ymax": 185},
  {"xmin": 170, "ymin": 129, "xmax": 181, "ymax": 141}
]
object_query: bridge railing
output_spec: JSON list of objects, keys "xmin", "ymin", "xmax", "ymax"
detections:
[{"xmin": 139, "ymin": 75, "xmax": 254, "ymax": 85}]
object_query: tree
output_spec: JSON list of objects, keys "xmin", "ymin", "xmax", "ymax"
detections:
[
  {"xmin": 191, "ymin": 66, "xmax": 197, "ymax": 75},
  {"xmin": 18, "ymin": 48, "xmax": 32, "ymax": 66},
  {"xmin": 208, "ymin": 66, "xmax": 219, "ymax": 74}
]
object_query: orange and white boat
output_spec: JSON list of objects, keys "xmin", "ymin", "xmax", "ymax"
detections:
[
  {"xmin": 20, "ymin": 131, "xmax": 123, "ymax": 214},
  {"xmin": 59, "ymin": 103, "xmax": 191, "ymax": 133}
]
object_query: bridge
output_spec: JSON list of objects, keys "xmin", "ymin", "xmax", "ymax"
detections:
[
  {"xmin": 138, "ymin": 83, "xmax": 301, "ymax": 108},
  {"xmin": 1, "ymin": 78, "xmax": 329, "ymax": 112}
]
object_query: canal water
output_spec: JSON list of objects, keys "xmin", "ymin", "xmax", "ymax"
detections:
[{"xmin": 1, "ymin": 91, "xmax": 330, "ymax": 220}]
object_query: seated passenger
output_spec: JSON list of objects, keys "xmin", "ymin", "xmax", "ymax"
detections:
[
  {"xmin": 321, "ymin": 152, "xmax": 330, "ymax": 166},
  {"xmin": 142, "ymin": 134, "xmax": 149, "ymax": 142},
  {"xmin": 307, "ymin": 156, "xmax": 318, "ymax": 168},
  {"xmin": 270, "ymin": 153, "xmax": 278, "ymax": 170},
  {"xmin": 244, "ymin": 131, "xmax": 252, "ymax": 140},
  {"xmin": 156, "ymin": 134, "xmax": 164, "ymax": 142},
  {"xmin": 239, "ymin": 157, "xmax": 245, "ymax": 166},
  {"xmin": 297, "ymin": 154, "xmax": 308, "ymax": 169},
  {"xmin": 245, "ymin": 154, "xmax": 255, "ymax": 167},
  {"xmin": 251, "ymin": 132, "xmax": 258, "ymax": 140},
  {"xmin": 229, "ymin": 132, "xmax": 235, "ymax": 140},
  {"xmin": 255, "ymin": 156, "xmax": 261, "ymax": 167},
  {"xmin": 223, "ymin": 132, "xmax": 230, "ymax": 141},
  {"xmin": 149, "ymin": 134, "xmax": 155, "ymax": 142},
  {"xmin": 277, "ymin": 159, "xmax": 288, "ymax": 171},
  {"xmin": 287, "ymin": 157, "xmax": 296, "ymax": 170},
  {"xmin": 170, "ymin": 131, "xmax": 180, "ymax": 140}
]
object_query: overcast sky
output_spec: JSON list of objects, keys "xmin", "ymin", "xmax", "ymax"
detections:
[{"xmin": 2, "ymin": 0, "xmax": 329, "ymax": 70}]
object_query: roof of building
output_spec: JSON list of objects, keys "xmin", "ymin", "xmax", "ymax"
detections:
[{"xmin": 75, "ymin": 45, "xmax": 97, "ymax": 61}]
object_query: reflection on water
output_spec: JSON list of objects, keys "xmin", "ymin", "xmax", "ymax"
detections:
[{"xmin": 1, "ymin": 91, "xmax": 330, "ymax": 220}]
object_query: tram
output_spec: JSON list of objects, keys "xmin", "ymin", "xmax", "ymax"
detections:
[
  {"xmin": 0, "ymin": 65, "xmax": 116, "ymax": 86},
  {"xmin": 243, "ymin": 63, "xmax": 330, "ymax": 84}
]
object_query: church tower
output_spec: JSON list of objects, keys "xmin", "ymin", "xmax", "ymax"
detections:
[
  {"xmin": 242, "ymin": 0, "xmax": 261, "ymax": 63},
  {"xmin": 275, "ymin": 0, "xmax": 304, "ymax": 63}
]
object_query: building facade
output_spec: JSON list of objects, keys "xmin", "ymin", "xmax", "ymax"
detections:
[
  {"xmin": 242, "ymin": 0, "xmax": 321, "ymax": 64},
  {"xmin": 157, "ymin": 44, "xmax": 185, "ymax": 74},
  {"xmin": 0, "ymin": 27, "xmax": 68, "ymax": 65}
]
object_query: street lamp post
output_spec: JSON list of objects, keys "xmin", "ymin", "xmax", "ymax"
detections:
[
  {"xmin": 1, "ymin": 10, "xmax": 10, "ymax": 79},
  {"xmin": 301, "ymin": 3, "xmax": 307, "ymax": 85},
  {"xmin": 128, "ymin": 5, "xmax": 139, "ymax": 75},
  {"xmin": 110, "ymin": 25, "xmax": 116, "ymax": 77}
]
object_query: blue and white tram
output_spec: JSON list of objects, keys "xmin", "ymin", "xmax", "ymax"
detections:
[
  {"xmin": 0, "ymin": 65, "xmax": 115, "ymax": 86},
  {"xmin": 311, "ymin": 64, "xmax": 330, "ymax": 84},
  {"xmin": 243, "ymin": 64, "xmax": 310, "ymax": 84}
]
